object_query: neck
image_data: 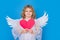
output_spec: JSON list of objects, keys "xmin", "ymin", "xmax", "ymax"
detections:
[{"xmin": 25, "ymin": 17, "xmax": 31, "ymax": 20}]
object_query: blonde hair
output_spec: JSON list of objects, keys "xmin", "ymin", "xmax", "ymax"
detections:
[{"xmin": 21, "ymin": 5, "xmax": 36, "ymax": 19}]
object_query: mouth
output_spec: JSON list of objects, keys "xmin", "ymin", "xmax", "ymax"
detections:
[{"xmin": 27, "ymin": 14, "xmax": 31, "ymax": 15}]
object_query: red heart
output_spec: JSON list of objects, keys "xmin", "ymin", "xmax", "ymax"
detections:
[{"xmin": 19, "ymin": 18, "xmax": 35, "ymax": 29}]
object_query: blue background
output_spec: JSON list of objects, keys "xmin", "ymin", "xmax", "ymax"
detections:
[{"xmin": 0, "ymin": 0, "xmax": 60, "ymax": 40}]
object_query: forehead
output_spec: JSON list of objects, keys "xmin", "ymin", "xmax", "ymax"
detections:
[{"xmin": 25, "ymin": 8, "xmax": 32, "ymax": 11}]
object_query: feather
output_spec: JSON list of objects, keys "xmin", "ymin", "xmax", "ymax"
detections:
[
  {"xmin": 35, "ymin": 12, "xmax": 48, "ymax": 40},
  {"xmin": 36, "ymin": 12, "xmax": 48, "ymax": 27},
  {"xmin": 6, "ymin": 16, "xmax": 23, "ymax": 40}
]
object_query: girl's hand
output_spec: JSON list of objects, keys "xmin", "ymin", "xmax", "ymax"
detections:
[
  {"xmin": 21, "ymin": 29, "xmax": 27, "ymax": 34},
  {"xmin": 28, "ymin": 29, "xmax": 34, "ymax": 34}
]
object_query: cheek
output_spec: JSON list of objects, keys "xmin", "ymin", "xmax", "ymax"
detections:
[
  {"xmin": 29, "ymin": 12, "xmax": 32, "ymax": 15},
  {"xmin": 25, "ymin": 12, "xmax": 28, "ymax": 15}
]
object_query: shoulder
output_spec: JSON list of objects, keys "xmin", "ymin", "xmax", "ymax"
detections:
[{"xmin": 34, "ymin": 19, "xmax": 37, "ymax": 21}]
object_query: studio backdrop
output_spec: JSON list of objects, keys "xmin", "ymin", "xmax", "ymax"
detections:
[{"xmin": 0, "ymin": 0, "xmax": 60, "ymax": 40}]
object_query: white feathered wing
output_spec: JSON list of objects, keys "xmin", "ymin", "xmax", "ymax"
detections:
[
  {"xmin": 36, "ymin": 12, "xmax": 48, "ymax": 28},
  {"xmin": 35, "ymin": 12, "xmax": 48, "ymax": 40},
  {"xmin": 6, "ymin": 16, "xmax": 23, "ymax": 40}
]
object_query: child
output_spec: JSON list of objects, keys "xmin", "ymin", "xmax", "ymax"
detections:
[
  {"xmin": 6, "ymin": 5, "xmax": 48, "ymax": 40},
  {"xmin": 19, "ymin": 5, "xmax": 36, "ymax": 40}
]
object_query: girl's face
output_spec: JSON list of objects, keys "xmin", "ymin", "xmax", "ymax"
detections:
[{"xmin": 25, "ymin": 8, "xmax": 32, "ymax": 18}]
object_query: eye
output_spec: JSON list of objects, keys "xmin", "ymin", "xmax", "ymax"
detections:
[
  {"xmin": 30, "ymin": 11, "xmax": 32, "ymax": 12},
  {"xmin": 25, "ymin": 11, "xmax": 28, "ymax": 12}
]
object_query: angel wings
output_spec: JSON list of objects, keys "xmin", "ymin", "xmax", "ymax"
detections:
[
  {"xmin": 6, "ymin": 12, "xmax": 48, "ymax": 40},
  {"xmin": 36, "ymin": 12, "xmax": 48, "ymax": 28}
]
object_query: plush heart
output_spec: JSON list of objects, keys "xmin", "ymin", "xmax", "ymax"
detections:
[{"xmin": 20, "ymin": 18, "xmax": 35, "ymax": 29}]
